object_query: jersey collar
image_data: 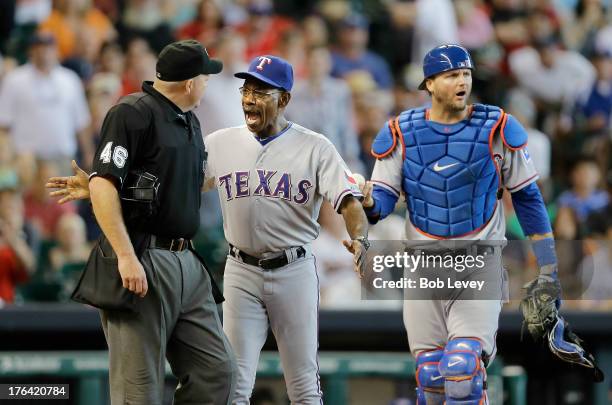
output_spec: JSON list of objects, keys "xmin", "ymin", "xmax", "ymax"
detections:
[
  {"xmin": 142, "ymin": 81, "xmax": 188, "ymax": 123},
  {"xmin": 254, "ymin": 122, "xmax": 293, "ymax": 146}
]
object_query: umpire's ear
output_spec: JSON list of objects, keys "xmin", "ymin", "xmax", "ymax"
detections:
[{"xmin": 278, "ymin": 91, "xmax": 291, "ymax": 109}]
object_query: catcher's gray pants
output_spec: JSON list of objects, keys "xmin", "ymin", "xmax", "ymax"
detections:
[
  {"xmin": 223, "ymin": 253, "xmax": 322, "ymax": 405},
  {"xmin": 403, "ymin": 247, "xmax": 508, "ymax": 360},
  {"xmin": 100, "ymin": 248, "xmax": 236, "ymax": 405}
]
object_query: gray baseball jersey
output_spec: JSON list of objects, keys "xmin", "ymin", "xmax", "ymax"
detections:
[
  {"xmin": 204, "ymin": 122, "xmax": 361, "ymax": 404},
  {"xmin": 205, "ymin": 122, "xmax": 362, "ymax": 255}
]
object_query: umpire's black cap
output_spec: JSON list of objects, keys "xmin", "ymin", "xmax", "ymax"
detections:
[{"xmin": 156, "ymin": 40, "xmax": 223, "ymax": 82}]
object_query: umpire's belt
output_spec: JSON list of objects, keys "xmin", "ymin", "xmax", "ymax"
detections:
[
  {"xmin": 149, "ymin": 235, "xmax": 193, "ymax": 252},
  {"xmin": 229, "ymin": 244, "xmax": 306, "ymax": 270}
]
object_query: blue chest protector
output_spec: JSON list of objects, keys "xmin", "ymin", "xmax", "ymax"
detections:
[{"xmin": 395, "ymin": 104, "xmax": 504, "ymax": 238}]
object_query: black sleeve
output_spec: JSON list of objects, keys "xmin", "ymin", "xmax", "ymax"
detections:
[{"xmin": 90, "ymin": 102, "xmax": 149, "ymax": 188}]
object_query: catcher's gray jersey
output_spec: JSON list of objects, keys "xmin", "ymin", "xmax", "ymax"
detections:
[{"xmin": 205, "ymin": 122, "xmax": 362, "ymax": 255}]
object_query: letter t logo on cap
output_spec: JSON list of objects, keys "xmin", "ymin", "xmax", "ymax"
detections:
[{"xmin": 256, "ymin": 56, "xmax": 272, "ymax": 71}]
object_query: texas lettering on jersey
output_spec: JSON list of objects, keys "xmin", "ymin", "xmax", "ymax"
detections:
[{"xmin": 218, "ymin": 170, "xmax": 314, "ymax": 205}]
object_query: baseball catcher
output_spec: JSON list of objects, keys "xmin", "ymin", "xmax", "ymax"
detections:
[{"xmin": 358, "ymin": 43, "xmax": 604, "ymax": 404}]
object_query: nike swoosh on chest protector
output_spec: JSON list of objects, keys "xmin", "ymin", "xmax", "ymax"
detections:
[{"xmin": 433, "ymin": 162, "xmax": 459, "ymax": 172}]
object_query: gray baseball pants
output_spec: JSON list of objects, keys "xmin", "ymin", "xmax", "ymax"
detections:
[
  {"xmin": 222, "ymin": 254, "xmax": 322, "ymax": 405},
  {"xmin": 100, "ymin": 248, "xmax": 237, "ymax": 405},
  {"xmin": 403, "ymin": 246, "xmax": 508, "ymax": 360}
]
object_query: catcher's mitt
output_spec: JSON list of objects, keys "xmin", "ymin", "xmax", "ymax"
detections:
[
  {"xmin": 520, "ymin": 275, "xmax": 604, "ymax": 382},
  {"xmin": 520, "ymin": 275, "xmax": 561, "ymax": 340}
]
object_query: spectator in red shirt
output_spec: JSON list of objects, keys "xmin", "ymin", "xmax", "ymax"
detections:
[
  {"xmin": 236, "ymin": 0, "xmax": 294, "ymax": 60},
  {"xmin": 0, "ymin": 188, "xmax": 38, "ymax": 305},
  {"xmin": 0, "ymin": 243, "xmax": 29, "ymax": 305},
  {"xmin": 175, "ymin": 0, "xmax": 225, "ymax": 49},
  {"xmin": 119, "ymin": 37, "xmax": 157, "ymax": 97},
  {"xmin": 24, "ymin": 160, "xmax": 76, "ymax": 240}
]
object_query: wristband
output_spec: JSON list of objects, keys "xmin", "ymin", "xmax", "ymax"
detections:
[{"xmin": 533, "ymin": 238, "xmax": 557, "ymax": 268}]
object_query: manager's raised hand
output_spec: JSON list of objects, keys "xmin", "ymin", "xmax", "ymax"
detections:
[{"xmin": 45, "ymin": 160, "xmax": 90, "ymax": 203}]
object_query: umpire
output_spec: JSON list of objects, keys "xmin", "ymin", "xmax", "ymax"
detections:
[{"xmin": 88, "ymin": 40, "xmax": 236, "ymax": 404}]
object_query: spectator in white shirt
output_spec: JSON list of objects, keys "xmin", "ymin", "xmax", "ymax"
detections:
[
  {"xmin": 193, "ymin": 31, "xmax": 247, "ymax": 134},
  {"xmin": 508, "ymin": 35, "xmax": 596, "ymax": 106},
  {"xmin": 412, "ymin": 0, "xmax": 459, "ymax": 64},
  {"xmin": 286, "ymin": 45, "xmax": 364, "ymax": 173},
  {"xmin": 0, "ymin": 33, "xmax": 92, "ymax": 172},
  {"xmin": 194, "ymin": 31, "xmax": 248, "ymax": 231}
]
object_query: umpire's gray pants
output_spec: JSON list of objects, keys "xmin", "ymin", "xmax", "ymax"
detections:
[{"xmin": 100, "ymin": 248, "xmax": 237, "ymax": 405}]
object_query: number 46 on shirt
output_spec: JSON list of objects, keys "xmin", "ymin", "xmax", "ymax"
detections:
[{"xmin": 99, "ymin": 141, "xmax": 129, "ymax": 169}]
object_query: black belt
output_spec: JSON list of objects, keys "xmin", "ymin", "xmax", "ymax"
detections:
[
  {"xmin": 150, "ymin": 236, "xmax": 193, "ymax": 252},
  {"xmin": 229, "ymin": 244, "xmax": 306, "ymax": 270}
]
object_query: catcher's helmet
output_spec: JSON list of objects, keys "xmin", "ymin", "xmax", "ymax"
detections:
[{"xmin": 418, "ymin": 44, "xmax": 474, "ymax": 90}]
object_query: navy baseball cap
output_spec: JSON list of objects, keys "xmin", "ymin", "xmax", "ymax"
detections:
[
  {"xmin": 340, "ymin": 13, "xmax": 369, "ymax": 30},
  {"xmin": 592, "ymin": 47, "xmax": 612, "ymax": 59},
  {"xmin": 247, "ymin": 0, "xmax": 273, "ymax": 16},
  {"xmin": 235, "ymin": 55, "xmax": 294, "ymax": 91},
  {"xmin": 29, "ymin": 32, "xmax": 56, "ymax": 47}
]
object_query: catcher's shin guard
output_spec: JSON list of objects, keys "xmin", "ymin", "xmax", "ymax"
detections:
[
  {"xmin": 415, "ymin": 349, "xmax": 445, "ymax": 405},
  {"xmin": 439, "ymin": 338, "xmax": 488, "ymax": 405}
]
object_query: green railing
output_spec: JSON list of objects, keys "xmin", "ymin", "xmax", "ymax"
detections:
[{"xmin": 0, "ymin": 351, "xmax": 523, "ymax": 404}]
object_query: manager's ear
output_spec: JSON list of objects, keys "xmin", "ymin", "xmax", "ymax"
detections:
[{"xmin": 278, "ymin": 91, "xmax": 291, "ymax": 108}]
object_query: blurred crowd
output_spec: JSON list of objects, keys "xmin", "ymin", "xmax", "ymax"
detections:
[{"xmin": 0, "ymin": 0, "xmax": 610, "ymax": 310}]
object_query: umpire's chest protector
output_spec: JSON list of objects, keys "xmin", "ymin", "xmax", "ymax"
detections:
[{"xmin": 384, "ymin": 104, "xmax": 505, "ymax": 238}]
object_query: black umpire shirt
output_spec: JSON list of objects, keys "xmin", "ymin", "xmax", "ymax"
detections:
[{"xmin": 90, "ymin": 81, "xmax": 206, "ymax": 239}]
